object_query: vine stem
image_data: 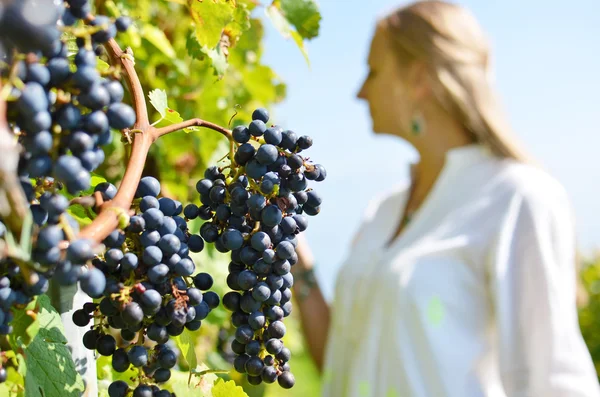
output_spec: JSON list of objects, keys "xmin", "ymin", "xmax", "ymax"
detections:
[
  {"xmin": 78, "ymin": 38, "xmax": 233, "ymax": 245},
  {"xmin": 153, "ymin": 118, "xmax": 231, "ymax": 140}
]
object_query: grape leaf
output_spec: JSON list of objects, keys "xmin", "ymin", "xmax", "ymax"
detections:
[
  {"xmin": 141, "ymin": 24, "xmax": 177, "ymax": 59},
  {"xmin": 186, "ymin": 32, "xmax": 204, "ymax": 60},
  {"xmin": 280, "ymin": 0, "xmax": 321, "ymax": 40},
  {"xmin": 265, "ymin": 4, "xmax": 309, "ymax": 64},
  {"xmin": 186, "ymin": 33, "xmax": 229, "ymax": 78},
  {"xmin": 9, "ymin": 298, "xmax": 39, "ymax": 347},
  {"xmin": 189, "ymin": 0, "xmax": 236, "ymax": 49},
  {"xmin": 149, "ymin": 89, "xmax": 168, "ymax": 119},
  {"xmin": 11, "ymin": 295, "xmax": 85, "ymax": 397},
  {"xmin": 203, "ymin": 43, "xmax": 229, "ymax": 78},
  {"xmin": 150, "ymin": 89, "xmax": 187, "ymax": 128},
  {"xmin": 225, "ymin": 3, "xmax": 251, "ymax": 46},
  {"xmin": 173, "ymin": 328, "xmax": 198, "ymax": 370},
  {"xmin": 67, "ymin": 205, "xmax": 93, "ymax": 226},
  {"xmin": 211, "ymin": 378, "xmax": 248, "ymax": 397}
]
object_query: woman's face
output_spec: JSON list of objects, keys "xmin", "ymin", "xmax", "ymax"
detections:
[{"xmin": 357, "ymin": 26, "xmax": 418, "ymax": 137}]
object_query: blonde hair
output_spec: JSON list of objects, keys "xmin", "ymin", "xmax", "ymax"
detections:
[
  {"xmin": 380, "ymin": 0, "xmax": 532, "ymax": 163},
  {"xmin": 381, "ymin": 0, "xmax": 589, "ymax": 305}
]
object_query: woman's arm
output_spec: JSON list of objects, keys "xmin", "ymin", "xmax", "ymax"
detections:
[
  {"xmin": 489, "ymin": 187, "xmax": 600, "ymax": 396},
  {"xmin": 291, "ymin": 233, "xmax": 330, "ymax": 372}
]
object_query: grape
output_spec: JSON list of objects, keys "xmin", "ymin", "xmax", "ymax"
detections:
[
  {"xmin": 252, "ymin": 108, "xmax": 269, "ymax": 123},
  {"xmin": 245, "ymin": 356, "xmax": 265, "ymax": 376},
  {"xmin": 248, "ymin": 311, "xmax": 266, "ymax": 330},
  {"xmin": 280, "ymin": 130, "xmax": 298, "ymax": 151},
  {"xmin": 278, "ymin": 371, "xmax": 296, "ymax": 389},
  {"xmin": 246, "ymin": 159, "xmax": 267, "ymax": 180},
  {"xmin": 104, "ymin": 79, "xmax": 125, "ymax": 103},
  {"xmin": 232, "ymin": 125, "xmax": 251, "ymax": 143},
  {"xmin": 136, "ymin": 176, "xmax": 161, "ymax": 198},
  {"xmin": 251, "ymin": 282, "xmax": 270, "ymax": 302},
  {"xmin": 262, "ymin": 366, "xmax": 278, "ymax": 383},
  {"xmin": 159, "ymin": 234, "xmax": 181, "ymax": 256},
  {"xmin": 264, "ymin": 126, "xmax": 283, "ymax": 145},
  {"xmin": 203, "ymin": 291, "xmax": 220, "ymax": 309},
  {"xmin": 245, "ymin": 340, "xmax": 261, "ymax": 356},
  {"xmin": 108, "ymin": 381, "xmax": 129, "ymax": 397},
  {"xmin": 112, "ymin": 349, "xmax": 130, "ymax": 373},
  {"xmin": 223, "ymin": 291, "xmax": 241, "ymax": 311},
  {"xmin": 255, "ymin": 144, "xmax": 279, "ymax": 165},
  {"xmin": 128, "ymin": 345, "xmax": 148, "ymax": 367},
  {"xmin": 83, "ymin": 329, "xmax": 100, "ymax": 350},
  {"xmin": 187, "ymin": 288, "xmax": 203, "ymax": 305},
  {"xmin": 235, "ymin": 325, "xmax": 254, "ymax": 344},
  {"xmin": 153, "ymin": 368, "xmax": 171, "ymax": 383},
  {"xmin": 158, "ymin": 348, "xmax": 177, "ymax": 369},
  {"xmin": 276, "ymin": 347, "xmax": 291, "ymax": 362},
  {"xmin": 132, "ymin": 385, "xmax": 153, "ymax": 397},
  {"xmin": 97, "ymin": 334, "xmax": 117, "ymax": 356},
  {"xmin": 249, "ymin": 120, "xmax": 267, "ymax": 136},
  {"xmin": 220, "ymin": 228, "xmax": 244, "ymax": 251},
  {"xmin": 72, "ymin": 309, "xmax": 90, "ymax": 327},
  {"xmin": 122, "ymin": 302, "xmax": 144, "ymax": 326},
  {"xmin": 262, "ymin": 205, "xmax": 282, "ymax": 227},
  {"xmin": 115, "ymin": 16, "xmax": 132, "ymax": 32}
]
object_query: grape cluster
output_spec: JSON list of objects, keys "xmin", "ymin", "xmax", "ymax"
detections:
[
  {"xmin": 187, "ymin": 108, "xmax": 326, "ymax": 388},
  {"xmin": 0, "ymin": 0, "xmax": 134, "ymax": 335},
  {"xmin": 72, "ymin": 177, "xmax": 218, "ymax": 397},
  {"xmin": 3, "ymin": 9, "xmax": 135, "ymax": 194}
]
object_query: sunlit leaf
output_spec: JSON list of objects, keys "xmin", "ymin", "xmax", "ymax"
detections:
[
  {"xmin": 280, "ymin": 0, "xmax": 321, "ymax": 40},
  {"xmin": 211, "ymin": 378, "xmax": 248, "ymax": 397},
  {"xmin": 189, "ymin": 0, "xmax": 236, "ymax": 49},
  {"xmin": 141, "ymin": 24, "xmax": 177, "ymax": 59},
  {"xmin": 149, "ymin": 89, "xmax": 168, "ymax": 119},
  {"xmin": 265, "ymin": 3, "xmax": 310, "ymax": 64}
]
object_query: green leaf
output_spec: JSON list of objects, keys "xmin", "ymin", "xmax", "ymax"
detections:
[
  {"xmin": 12, "ymin": 295, "xmax": 84, "ymax": 397},
  {"xmin": 9, "ymin": 299, "xmax": 38, "ymax": 347},
  {"xmin": 97, "ymin": 58, "xmax": 111, "ymax": 71},
  {"xmin": 141, "ymin": 24, "xmax": 177, "ymax": 59},
  {"xmin": 225, "ymin": 3, "xmax": 251, "ymax": 45},
  {"xmin": 186, "ymin": 32, "xmax": 204, "ymax": 60},
  {"xmin": 173, "ymin": 328, "xmax": 198, "ymax": 370},
  {"xmin": 90, "ymin": 174, "xmax": 107, "ymax": 188},
  {"xmin": 164, "ymin": 108, "xmax": 185, "ymax": 126},
  {"xmin": 151, "ymin": 89, "xmax": 187, "ymax": 130},
  {"xmin": 265, "ymin": 4, "xmax": 309, "ymax": 64},
  {"xmin": 280, "ymin": 0, "xmax": 321, "ymax": 40},
  {"xmin": 186, "ymin": 33, "xmax": 229, "ymax": 78},
  {"xmin": 149, "ymin": 89, "xmax": 168, "ymax": 119},
  {"xmin": 290, "ymin": 31, "xmax": 309, "ymax": 64},
  {"xmin": 67, "ymin": 205, "xmax": 93, "ymax": 226},
  {"xmin": 189, "ymin": 0, "xmax": 236, "ymax": 49},
  {"xmin": 203, "ymin": 43, "xmax": 229, "ymax": 78},
  {"xmin": 211, "ymin": 378, "xmax": 248, "ymax": 397}
]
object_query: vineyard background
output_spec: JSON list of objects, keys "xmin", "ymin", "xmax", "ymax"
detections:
[{"xmin": 0, "ymin": 0, "xmax": 598, "ymax": 395}]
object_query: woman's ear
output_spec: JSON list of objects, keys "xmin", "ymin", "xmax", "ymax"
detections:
[{"xmin": 408, "ymin": 61, "xmax": 432, "ymax": 102}]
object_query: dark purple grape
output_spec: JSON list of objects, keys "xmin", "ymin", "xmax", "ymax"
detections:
[{"xmin": 278, "ymin": 371, "xmax": 295, "ymax": 389}]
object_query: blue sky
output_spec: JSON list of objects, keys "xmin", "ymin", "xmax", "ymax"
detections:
[{"xmin": 260, "ymin": 0, "xmax": 600, "ymax": 300}]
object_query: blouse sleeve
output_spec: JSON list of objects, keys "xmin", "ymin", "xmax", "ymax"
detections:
[{"xmin": 487, "ymin": 186, "xmax": 599, "ymax": 397}]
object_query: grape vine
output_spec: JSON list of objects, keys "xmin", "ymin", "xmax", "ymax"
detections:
[{"xmin": 0, "ymin": 0, "xmax": 325, "ymax": 395}]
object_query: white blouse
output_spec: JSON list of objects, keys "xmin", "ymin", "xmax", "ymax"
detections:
[{"xmin": 322, "ymin": 144, "xmax": 600, "ymax": 397}]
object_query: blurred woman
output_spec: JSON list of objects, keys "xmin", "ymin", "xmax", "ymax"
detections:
[{"xmin": 291, "ymin": 1, "xmax": 600, "ymax": 396}]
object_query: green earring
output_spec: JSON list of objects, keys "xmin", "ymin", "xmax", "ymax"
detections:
[{"xmin": 411, "ymin": 114, "xmax": 424, "ymax": 136}]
